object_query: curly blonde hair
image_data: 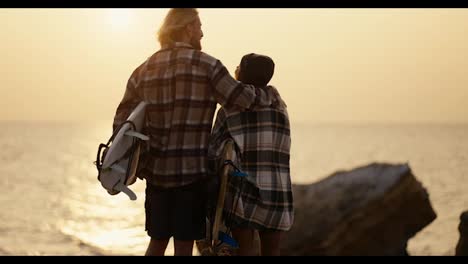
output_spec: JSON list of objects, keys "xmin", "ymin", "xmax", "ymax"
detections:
[{"xmin": 157, "ymin": 8, "xmax": 199, "ymax": 48}]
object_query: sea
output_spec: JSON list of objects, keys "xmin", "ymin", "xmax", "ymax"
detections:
[{"xmin": 0, "ymin": 121, "xmax": 467, "ymax": 256}]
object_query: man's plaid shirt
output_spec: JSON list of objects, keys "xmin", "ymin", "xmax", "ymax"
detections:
[{"xmin": 112, "ymin": 42, "xmax": 277, "ymax": 188}]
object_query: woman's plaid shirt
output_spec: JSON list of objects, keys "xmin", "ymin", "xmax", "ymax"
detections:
[{"xmin": 208, "ymin": 98, "xmax": 293, "ymax": 231}]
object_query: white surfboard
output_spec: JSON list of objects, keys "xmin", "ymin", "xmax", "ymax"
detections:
[{"xmin": 96, "ymin": 101, "xmax": 149, "ymax": 200}]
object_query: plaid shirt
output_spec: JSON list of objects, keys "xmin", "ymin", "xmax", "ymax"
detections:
[
  {"xmin": 112, "ymin": 42, "xmax": 277, "ymax": 188},
  {"xmin": 208, "ymin": 95, "xmax": 294, "ymax": 231}
]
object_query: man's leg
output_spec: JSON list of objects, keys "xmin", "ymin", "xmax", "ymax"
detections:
[
  {"xmin": 258, "ymin": 230, "xmax": 282, "ymax": 256},
  {"xmin": 145, "ymin": 238, "xmax": 170, "ymax": 256},
  {"xmin": 144, "ymin": 181, "xmax": 172, "ymax": 256},
  {"xmin": 173, "ymin": 181, "xmax": 206, "ymax": 256},
  {"xmin": 174, "ymin": 240, "xmax": 194, "ymax": 256}
]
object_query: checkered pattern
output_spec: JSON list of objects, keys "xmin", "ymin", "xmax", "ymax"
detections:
[
  {"xmin": 112, "ymin": 42, "xmax": 277, "ymax": 188},
  {"xmin": 208, "ymin": 98, "xmax": 294, "ymax": 231}
]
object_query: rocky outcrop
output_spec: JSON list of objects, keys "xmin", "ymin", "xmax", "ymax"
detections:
[
  {"xmin": 456, "ymin": 211, "xmax": 468, "ymax": 256},
  {"xmin": 281, "ymin": 163, "xmax": 437, "ymax": 256}
]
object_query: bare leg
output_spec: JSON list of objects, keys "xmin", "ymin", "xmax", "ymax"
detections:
[
  {"xmin": 232, "ymin": 228, "xmax": 256, "ymax": 256},
  {"xmin": 259, "ymin": 230, "xmax": 282, "ymax": 256},
  {"xmin": 145, "ymin": 238, "xmax": 170, "ymax": 256},
  {"xmin": 174, "ymin": 240, "xmax": 194, "ymax": 256}
]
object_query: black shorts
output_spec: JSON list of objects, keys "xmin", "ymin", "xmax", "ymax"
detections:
[{"xmin": 145, "ymin": 180, "xmax": 207, "ymax": 241}]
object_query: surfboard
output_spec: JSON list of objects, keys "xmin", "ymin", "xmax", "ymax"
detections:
[
  {"xmin": 196, "ymin": 140, "xmax": 247, "ymax": 255},
  {"xmin": 95, "ymin": 101, "xmax": 149, "ymax": 200},
  {"xmin": 211, "ymin": 140, "xmax": 234, "ymax": 248},
  {"xmin": 196, "ymin": 140, "xmax": 234, "ymax": 256}
]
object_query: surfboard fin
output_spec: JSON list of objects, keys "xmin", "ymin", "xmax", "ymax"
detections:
[
  {"xmin": 113, "ymin": 182, "xmax": 137, "ymax": 201},
  {"xmin": 124, "ymin": 131, "xmax": 149, "ymax": 141}
]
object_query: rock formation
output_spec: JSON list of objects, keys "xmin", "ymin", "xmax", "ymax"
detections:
[
  {"xmin": 456, "ymin": 211, "xmax": 468, "ymax": 256},
  {"xmin": 280, "ymin": 163, "xmax": 437, "ymax": 256}
]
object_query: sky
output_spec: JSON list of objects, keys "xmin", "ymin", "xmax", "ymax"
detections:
[{"xmin": 1, "ymin": 8, "xmax": 468, "ymax": 124}]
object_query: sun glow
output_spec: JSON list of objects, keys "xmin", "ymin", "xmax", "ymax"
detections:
[{"xmin": 105, "ymin": 9, "xmax": 133, "ymax": 31}]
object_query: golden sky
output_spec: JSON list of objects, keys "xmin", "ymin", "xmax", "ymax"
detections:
[{"xmin": 1, "ymin": 8, "xmax": 468, "ymax": 124}]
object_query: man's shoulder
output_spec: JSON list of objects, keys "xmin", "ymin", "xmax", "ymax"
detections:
[
  {"xmin": 196, "ymin": 50, "xmax": 221, "ymax": 65},
  {"xmin": 143, "ymin": 48, "xmax": 223, "ymax": 74}
]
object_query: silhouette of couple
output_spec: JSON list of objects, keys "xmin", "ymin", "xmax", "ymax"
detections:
[{"xmin": 112, "ymin": 8, "xmax": 293, "ymax": 256}]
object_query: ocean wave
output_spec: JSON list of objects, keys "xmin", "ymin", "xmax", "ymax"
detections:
[
  {"xmin": 0, "ymin": 247, "xmax": 10, "ymax": 255},
  {"xmin": 57, "ymin": 231, "xmax": 120, "ymax": 256},
  {"xmin": 0, "ymin": 228, "xmax": 117, "ymax": 256}
]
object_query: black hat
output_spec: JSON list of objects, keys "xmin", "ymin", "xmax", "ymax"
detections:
[{"xmin": 239, "ymin": 53, "xmax": 275, "ymax": 87}]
